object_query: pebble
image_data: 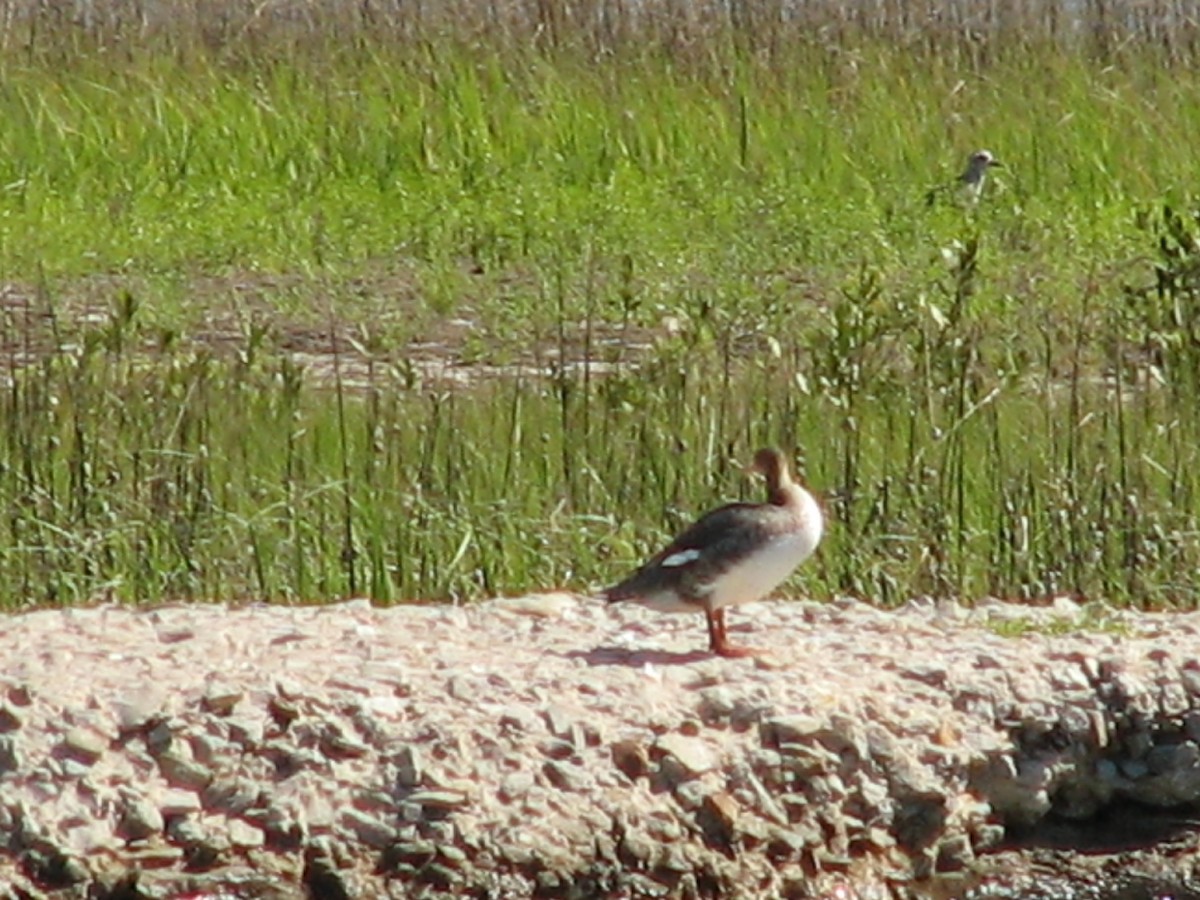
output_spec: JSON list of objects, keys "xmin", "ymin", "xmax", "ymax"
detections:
[
  {"xmin": 498, "ymin": 771, "xmax": 535, "ymax": 802},
  {"xmin": 203, "ymin": 777, "xmax": 261, "ymax": 814},
  {"xmin": 190, "ymin": 733, "xmax": 233, "ymax": 766},
  {"xmin": 62, "ymin": 727, "xmax": 107, "ymax": 764},
  {"xmin": 1146, "ymin": 741, "xmax": 1199, "ymax": 774},
  {"xmin": 499, "ymin": 705, "xmax": 542, "ymax": 734},
  {"xmin": 158, "ymin": 788, "xmax": 203, "ymax": 817},
  {"xmin": 228, "ymin": 819, "xmax": 265, "ymax": 849},
  {"xmin": 489, "ymin": 593, "xmax": 577, "ymax": 618},
  {"xmin": 62, "ymin": 821, "xmax": 121, "ymax": 856},
  {"xmin": 59, "ymin": 758, "xmax": 92, "ymax": 778},
  {"xmin": 122, "ymin": 845, "xmax": 185, "ymax": 867},
  {"xmin": 542, "ymin": 705, "xmax": 581, "ymax": 741},
  {"xmin": 936, "ymin": 833, "xmax": 974, "ymax": 872},
  {"xmin": 202, "ymin": 682, "xmax": 245, "ymax": 716},
  {"xmin": 156, "ymin": 624, "xmax": 196, "ymax": 645},
  {"xmin": 1181, "ymin": 668, "xmax": 1200, "ymax": 696},
  {"xmin": 537, "ymin": 737, "xmax": 576, "ymax": 760},
  {"xmin": 0, "ymin": 597, "xmax": 1195, "ymax": 896},
  {"xmin": 158, "ymin": 752, "xmax": 214, "ymax": 791},
  {"xmin": 654, "ymin": 733, "xmax": 718, "ymax": 778},
  {"xmin": 146, "ymin": 720, "xmax": 175, "ymax": 755},
  {"xmin": 5, "ymin": 684, "xmax": 32, "ymax": 706},
  {"xmin": 166, "ymin": 815, "xmax": 211, "ymax": 849},
  {"xmin": 119, "ymin": 795, "xmax": 165, "ymax": 840},
  {"xmin": 542, "ymin": 759, "xmax": 591, "ymax": 792},
  {"xmin": 319, "ymin": 729, "xmax": 370, "ymax": 760},
  {"xmin": 673, "ymin": 780, "xmax": 707, "ymax": 810},
  {"xmin": 610, "ymin": 739, "xmax": 651, "ymax": 781},
  {"xmin": 703, "ymin": 790, "xmax": 739, "ymax": 831},
  {"xmin": 395, "ymin": 745, "xmax": 423, "ymax": 787},
  {"xmin": 0, "ymin": 736, "xmax": 20, "ymax": 774},
  {"xmin": 406, "ymin": 789, "xmax": 469, "ymax": 810},
  {"xmin": 762, "ymin": 715, "xmax": 824, "ymax": 747},
  {"xmin": 0, "ymin": 704, "xmax": 22, "ymax": 732},
  {"xmin": 227, "ymin": 714, "xmax": 265, "ymax": 747}
]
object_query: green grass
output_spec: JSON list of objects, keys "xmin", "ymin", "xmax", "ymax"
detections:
[
  {"xmin": 3, "ymin": 296, "xmax": 1198, "ymax": 608},
  {"xmin": 2, "ymin": 43, "xmax": 1197, "ymax": 286},
  {"xmin": 983, "ymin": 605, "xmax": 1133, "ymax": 639},
  {"xmin": 1, "ymin": 8, "xmax": 1199, "ymax": 609}
]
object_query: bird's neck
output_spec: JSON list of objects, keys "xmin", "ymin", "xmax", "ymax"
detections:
[
  {"xmin": 964, "ymin": 164, "xmax": 988, "ymax": 185},
  {"xmin": 767, "ymin": 479, "xmax": 806, "ymax": 508}
]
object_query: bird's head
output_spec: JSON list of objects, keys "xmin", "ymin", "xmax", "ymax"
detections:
[
  {"xmin": 965, "ymin": 149, "xmax": 1003, "ymax": 180},
  {"xmin": 747, "ymin": 447, "xmax": 795, "ymax": 493}
]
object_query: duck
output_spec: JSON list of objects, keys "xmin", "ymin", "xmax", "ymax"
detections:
[
  {"xmin": 603, "ymin": 448, "xmax": 824, "ymax": 658},
  {"xmin": 926, "ymin": 149, "xmax": 1004, "ymax": 206}
]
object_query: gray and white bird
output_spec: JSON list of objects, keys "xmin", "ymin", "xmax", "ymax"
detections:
[
  {"xmin": 603, "ymin": 448, "xmax": 824, "ymax": 657},
  {"xmin": 927, "ymin": 149, "xmax": 1004, "ymax": 206}
]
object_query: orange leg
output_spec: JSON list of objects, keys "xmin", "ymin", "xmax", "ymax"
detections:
[{"xmin": 706, "ymin": 607, "xmax": 760, "ymax": 658}]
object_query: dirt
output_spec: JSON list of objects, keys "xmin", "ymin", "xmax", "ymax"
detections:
[{"xmin": 0, "ymin": 266, "xmax": 672, "ymax": 393}]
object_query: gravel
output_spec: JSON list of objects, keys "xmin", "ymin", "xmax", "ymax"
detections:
[{"xmin": 1, "ymin": 592, "xmax": 1199, "ymax": 898}]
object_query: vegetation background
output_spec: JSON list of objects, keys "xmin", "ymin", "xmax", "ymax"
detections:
[{"xmin": 0, "ymin": 0, "xmax": 1198, "ymax": 609}]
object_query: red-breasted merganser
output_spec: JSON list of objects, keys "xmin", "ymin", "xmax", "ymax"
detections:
[{"xmin": 603, "ymin": 448, "xmax": 824, "ymax": 657}]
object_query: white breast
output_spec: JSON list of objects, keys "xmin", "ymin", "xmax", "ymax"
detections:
[
  {"xmin": 705, "ymin": 488, "xmax": 823, "ymax": 610},
  {"xmin": 703, "ymin": 527, "xmax": 820, "ymax": 610}
]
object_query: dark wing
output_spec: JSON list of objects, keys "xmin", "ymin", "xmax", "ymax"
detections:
[{"xmin": 605, "ymin": 502, "xmax": 781, "ymax": 603}]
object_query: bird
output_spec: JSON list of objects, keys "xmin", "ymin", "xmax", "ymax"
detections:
[
  {"xmin": 602, "ymin": 448, "xmax": 824, "ymax": 658},
  {"xmin": 926, "ymin": 149, "xmax": 1004, "ymax": 207}
]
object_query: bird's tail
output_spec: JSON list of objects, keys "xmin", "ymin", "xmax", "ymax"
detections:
[{"xmin": 599, "ymin": 585, "xmax": 628, "ymax": 605}]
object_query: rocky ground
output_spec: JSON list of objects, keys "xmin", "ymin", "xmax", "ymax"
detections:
[{"xmin": 2, "ymin": 593, "xmax": 1200, "ymax": 899}]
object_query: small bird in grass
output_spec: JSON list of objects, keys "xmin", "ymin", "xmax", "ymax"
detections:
[
  {"xmin": 602, "ymin": 448, "xmax": 824, "ymax": 658},
  {"xmin": 926, "ymin": 149, "xmax": 1004, "ymax": 207}
]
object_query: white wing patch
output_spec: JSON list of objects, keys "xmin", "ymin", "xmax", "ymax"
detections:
[{"xmin": 660, "ymin": 548, "xmax": 702, "ymax": 568}]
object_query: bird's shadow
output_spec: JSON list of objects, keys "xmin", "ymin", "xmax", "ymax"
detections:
[{"xmin": 563, "ymin": 646, "xmax": 715, "ymax": 667}]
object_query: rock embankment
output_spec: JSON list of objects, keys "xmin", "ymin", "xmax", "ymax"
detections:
[{"xmin": 1, "ymin": 594, "xmax": 1200, "ymax": 898}]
